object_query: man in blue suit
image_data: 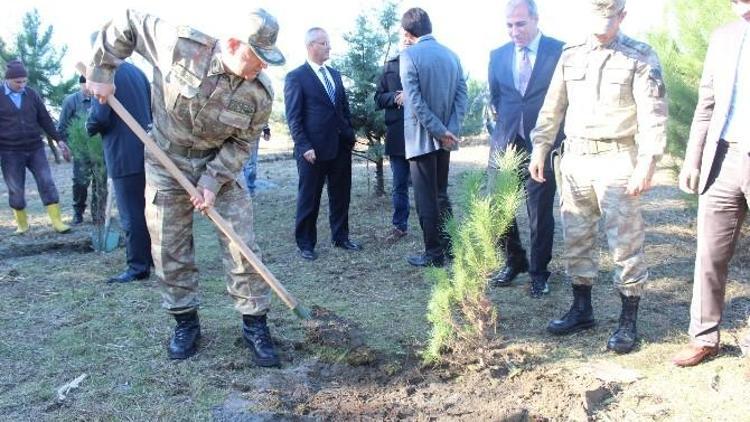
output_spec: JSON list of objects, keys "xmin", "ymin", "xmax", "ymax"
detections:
[
  {"xmin": 400, "ymin": 8, "xmax": 468, "ymax": 267},
  {"xmin": 87, "ymin": 61, "xmax": 153, "ymax": 283},
  {"xmin": 488, "ymin": 0, "xmax": 564, "ymax": 297},
  {"xmin": 285, "ymin": 27, "xmax": 362, "ymax": 261}
]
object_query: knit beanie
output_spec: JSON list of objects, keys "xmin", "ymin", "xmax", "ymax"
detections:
[{"xmin": 5, "ymin": 59, "xmax": 28, "ymax": 79}]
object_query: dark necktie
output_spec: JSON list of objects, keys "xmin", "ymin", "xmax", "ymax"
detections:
[{"xmin": 319, "ymin": 66, "xmax": 336, "ymax": 104}]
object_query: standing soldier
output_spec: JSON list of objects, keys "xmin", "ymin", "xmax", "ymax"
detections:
[
  {"xmin": 87, "ymin": 9, "xmax": 286, "ymax": 366},
  {"xmin": 529, "ymin": 0, "xmax": 667, "ymax": 353},
  {"xmin": 58, "ymin": 75, "xmax": 94, "ymax": 225}
]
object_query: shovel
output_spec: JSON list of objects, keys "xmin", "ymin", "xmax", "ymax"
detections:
[
  {"xmin": 92, "ymin": 178, "xmax": 120, "ymax": 252},
  {"xmin": 79, "ymin": 64, "xmax": 310, "ymax": 319}
]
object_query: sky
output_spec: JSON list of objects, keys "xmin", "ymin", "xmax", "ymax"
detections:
[{"xmin": 2, "ymin": 0, "xmax": 668, "ymax": 83}]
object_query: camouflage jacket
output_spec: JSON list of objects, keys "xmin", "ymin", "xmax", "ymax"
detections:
[
  {"xmin": 531, "ymin": 32, "xmax": 667, "ymax": 162},
  {"xmin": 88, "ymin": 9, "xmax": 274, "ymax": 193}
]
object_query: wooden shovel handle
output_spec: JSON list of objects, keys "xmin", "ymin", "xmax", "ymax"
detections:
[{"xmin": 99, "ymin": 80, "xmax": 301, "ymax": 312}]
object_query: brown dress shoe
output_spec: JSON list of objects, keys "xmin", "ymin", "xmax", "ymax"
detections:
[{"xmin": 672, "ymin": 344, "xmax": 719, "ymax": 367}]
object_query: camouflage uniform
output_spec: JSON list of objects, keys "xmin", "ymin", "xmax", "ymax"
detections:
[
  {"xmin": 58, "ymin": 90, "xmax": 96, "ymax": 220},
  {"xmin": 88, "ymin": 10, "xmax": 273, "ymax": 315},
  {"xmin": 531, "ymin": 32, "xmax": 667, "ymax": 297}
]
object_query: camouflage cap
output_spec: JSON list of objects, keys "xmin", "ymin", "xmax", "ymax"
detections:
[
  {"xmin": 589, "ymin": 0, "xmax": 626, "ymax": 34},
  {"xmin": 590, "ymin": 0, "xmax": 626, "ymax": 17},
  {"xmin": 246, "ymin": 8, "xmax": 285, "ymax": 66}
]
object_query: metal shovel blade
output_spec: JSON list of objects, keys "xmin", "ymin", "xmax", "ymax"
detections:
[
  {"xmin": 91, "ymin": 179, "xmax": 120, "ymax": 252},
  {"xmin": 91, "ymin": 218, "xmax": 120, "ymax": 252}
]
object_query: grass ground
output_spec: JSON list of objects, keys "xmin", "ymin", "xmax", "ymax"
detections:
[{"xmin": 0, "ymin": 141, "xmax": 748, "ymax": 421}]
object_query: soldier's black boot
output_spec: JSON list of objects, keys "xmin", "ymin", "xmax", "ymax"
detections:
[
  {"xmin": 547, "ymin": 284, "xmax": 596, "ymax": 335},
  {"xmin": 243, "ymin": 314, "xmax": 280, "ymax": 368},
  {"xmin": 72, "ymin": 183, "xmax": 87, "ymax": 224},
  {"xmin": 72, "ymin": 211, "xmax": 84, "ymax": 225},
  {"xmin": 167, "ymin": 310, "xmax": 200, "ymax": 359},
  {"xmin": 607, "ymin": 294, "xmax": 640, "ymax": 354}
]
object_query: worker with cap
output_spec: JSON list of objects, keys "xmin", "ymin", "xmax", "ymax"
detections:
[
  {"xmin": 528, "ymin": 0, "xmax": 667, "ymax": 353},
  {"xmin": 0, "ymin": 59, "xmax": 72, "ymax": 234},
  {"xmin": 87, "ymin": 9, "xmax": 286, "ymax": 366},
  {"xmin": 58, "ymin": 75, "xmax": 95, "ymax": 225}
]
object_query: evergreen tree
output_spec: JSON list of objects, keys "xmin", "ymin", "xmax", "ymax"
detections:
[
  {"xmin": 333, "ymin": 1, "xmax": 400, "ymax": 196},
  {"xmin": 648, "ymin": 0, "xmax": 734, "ymax": 161},
  {"xmin": 423, "ymin": 149, "xmax": 524, "ymax": 363},
  {"xmin": 0, "ymin": 9, "xmax": 76, "ymax": 107},
  {"xmin": 462, "ymin": 78, "xmax": 490, "ymax": 138}
]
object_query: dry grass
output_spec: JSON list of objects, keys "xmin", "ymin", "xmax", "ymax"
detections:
[{"xmin": 0, "ymin": 141, "xmax": 749, "ymax": 420}]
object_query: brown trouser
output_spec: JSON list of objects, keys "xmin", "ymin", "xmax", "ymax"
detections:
[{"xmin": 690, "ymin": 141, "xmax": 750, "ymax": 346}]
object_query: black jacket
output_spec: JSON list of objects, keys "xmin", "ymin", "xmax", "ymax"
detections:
[
  {"xmin": 86, "ymin": 62, "xmax": 152, "ymax": 178},
  {"xmin": 488, "ymin": 35, "xmax": 565, "ymax": 154},
  {"xmin": 374, "ymin": 55, "xmax": 405, "ymax": 157},
  {"xmin": 284, "ymin": 63, "xmax": 355, "ymax": 161}
]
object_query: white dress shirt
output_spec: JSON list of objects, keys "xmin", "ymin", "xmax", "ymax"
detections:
[
  {"xmin": 512, "ymin": 31, "xmax": 542, "ymax": 91},
  {"xmin": 722, "ymin": 23, "xmax": 750, "ymax": 147},
  {"xmin": 307, "ymin": 59, "xmax": 335, "ymax": 98}
]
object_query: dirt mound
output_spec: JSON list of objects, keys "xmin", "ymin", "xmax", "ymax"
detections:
[
  {"xmin": 302, "ymin": 306, "xmax": 376, "ymax": 366},
  {"xmin": 0, "ymin": 229, "xmax": 92, "ymax": 259}
]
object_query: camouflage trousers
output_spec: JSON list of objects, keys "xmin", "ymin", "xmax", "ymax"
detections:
[
  {"xmin": 144, "ymin": 149, "xmax": 269, "ymax": 316},
  {"xmin": 558, "ymin": 146, "xmax": 647, "ymax": 297}
]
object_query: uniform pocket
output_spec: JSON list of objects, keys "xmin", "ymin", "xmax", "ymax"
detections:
[
  {"xmin": 563, "ymin": 66, "xmax": 586, "ymax": 103},
  {"xmin": 218, "ymin": 109, "xmax": 252, "ymax": 130},
  {"xmin": 602, "ymin": 68, "xmax": 634, "ymax": 106},
  {"xmin": 563, "ymin": 66, "xmax": 586, "ymax": 81},
  {"xmin": 165, "ymin": 65, "xmax": 202, "ymax": 126}
]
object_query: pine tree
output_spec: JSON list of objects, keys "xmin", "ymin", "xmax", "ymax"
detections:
[
  {"xmin": 0, "ymin": 9, "xmax": 76, "ymax": 107},
  {"xmin": 333, "ymin": 1, "xmax": 400, "ymax": 196},
  {"xmin": 423, "ymin": 149, "xmax": 524, "ymax": 363},
  {"xmin": 462, "ymin": 78, "xmax": 490, "ymax": 138},
  {"xmin": 648, "ymin": 0, "xmax": 735, "ymax": 161}
]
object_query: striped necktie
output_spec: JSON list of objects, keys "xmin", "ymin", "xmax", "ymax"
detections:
[
  {"xmin": 517, "ymin": 47, "xmax": 532, "ymax": 95},
  {"xmin": 518, "ymin": 47, "xmax": 532, "ymax": 137},
  {"xmin": 319, "ymin": 66, "xmax": 336, "ymax": 104}
]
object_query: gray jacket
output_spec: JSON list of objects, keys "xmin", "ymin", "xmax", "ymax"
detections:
[{"xmin": 400, "ymin": 35, "xmax": 467, "ymax": 159}]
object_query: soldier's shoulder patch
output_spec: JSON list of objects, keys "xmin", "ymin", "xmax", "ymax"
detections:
[
  {"xmin": 175, "ymin": 25, "xmax": 216, "ymax": 46},
  {"xmin": 255, "ymin": 72, "xmax": 274, "ymax": 99},
  {"xmin": 648, "ymin": 67, "xmax": 666, "ymax": 98}
]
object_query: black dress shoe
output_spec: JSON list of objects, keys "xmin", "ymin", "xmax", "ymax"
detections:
[
  {"xmin": 107, "ymin": 270, "xmax": 150, "ymax": 283},
  {"xmin": 491, "ymin": 262, "xmax": 529, "ymax": 287},
  {"xmin": 407, "ymin": 253, "xmax": 445, "ymax": 267},
  {"xmin": 529, "ymin": 279, "xmax": 550, "ymax": 299},
  {"xmin": 72, "ymin": 212, "xmax": 83, "ymax": 225},
  {"xmin": 333, "ymin": 239, "xmax": 363, "ymax": 251},
  {"xmin": 298, "ymin": 248, "xmax": 318, "ymax": 261}
]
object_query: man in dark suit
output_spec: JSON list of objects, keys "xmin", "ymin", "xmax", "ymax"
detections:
[
  {"xmin": 400, "ymin": 8, "xmax": 468, "ymax": 267},
  {"xmin": 374, "ymin": 38, "xmax": 413, "ymax": 242},
  {"xmin": 87, "ymin": 61, "xmax": 153, "ymax": 283},
  {"xmin": 488, "ymin": 0, "xmax": 564, "ymax": 297},
  {"xmin": 672, "ymin": 0, "xmax": 750, "ymax": 367},
  {"xmin": 284, "ymin": 27, "xmax": 362, "ymax": 261}
]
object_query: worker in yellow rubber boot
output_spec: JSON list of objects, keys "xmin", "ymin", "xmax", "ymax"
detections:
[{"xmin": 1, "ymin": 60, "xmax": 72, "ymax": 234}]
